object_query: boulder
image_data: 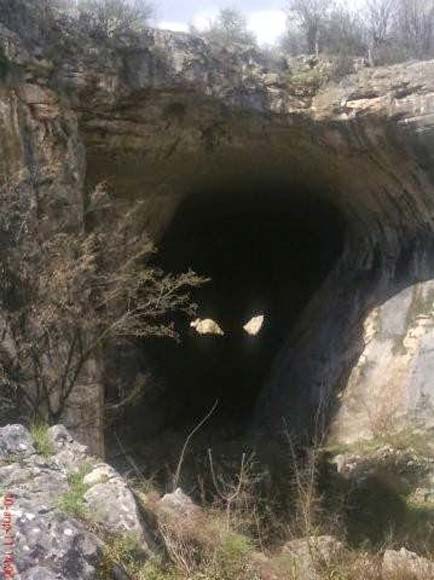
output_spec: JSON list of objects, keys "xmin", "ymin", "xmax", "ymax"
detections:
[
  {"xmin": 0, "ymin": 423, "xmax": 155, "ymax": 578},
  {"xmin": 83, "ymin": 464, "xmax": 154, "ymax": 553},
  {"xmin": 382, "ymin": 547, "xmax": 434, "ymax": 579},
  {"xmin": 281, "ymin": 535, "xmax": 344, "ymax": 580},
  {"xmin": 158, "ymin": 488, "xmax": 201, "ymax": 520},
  {"xmin": 0, "ymin": 425, "xmax": 36, "ymax": 460},
  {"xmin": 48, "ymin": 424, "xmax": 91, "ymax": 472},
  {"xmin": 9, "ymin": 511, "xmax": 102, "ymax": 579}
]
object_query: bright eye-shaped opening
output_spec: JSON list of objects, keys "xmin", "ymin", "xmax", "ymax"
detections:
[
  {"xmin": 190, "ymin": 318, "xmax": 225, "ymax": 336},
  {"xmin": 243, "ymin": 314, "xmax": 264, "ymax": 336},
  {"xmin": 189, "ymin": 315, "xmax": 265, "ymax": 336}
]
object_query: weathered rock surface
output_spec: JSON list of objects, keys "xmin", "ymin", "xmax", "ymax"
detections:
[
  {"xmin": 83, "ymin": 464, "xmax": 152, "ymax": 547},
  {"xmin": 49, "ymin": 424, "xmax": 91, "ymax": 472},
  {"xmin": 158, "ymin": 487, "xmax": 201, "ymax": 520},
  {"xmin": 382, "ymin": 547, "xmax": 434, "ymax": 579},
  {"xmin": 333, "ymin": 444, "xmax": 434, "ymax": 480},
  {"xmin": 0, "ymin": 424, "xmax": 153, "ymax": 578},
  {"xmin": 0, "ymin": 425, "xmax": 35, "ymax": 459},
  {"xmin": 281, "ymin": 535, "xmax": 345, "ymax": 580},
  {"xmin": 331, "ymin": 279, "xmax": 434, "ymax": 444}
]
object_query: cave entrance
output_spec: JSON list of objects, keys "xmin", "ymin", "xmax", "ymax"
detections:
[{"xmin": 143, "ymin": 180, "xmax": 346, "ymax": 440}]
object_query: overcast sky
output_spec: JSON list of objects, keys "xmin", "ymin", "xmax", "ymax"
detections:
[{"xmin": 154, "ymin": 1, "xmax": 288, "ymax": 46}]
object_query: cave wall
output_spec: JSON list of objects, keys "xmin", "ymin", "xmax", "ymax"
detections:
[
  {"xmin": 0, "ymin": 76, "xmax": 105, "ymax": 453},
  {"xmin": 0, "ymin": 10, "xmax": 104, "ymax": 452},
  {"xmin": 74, "ymin": 49, "xmax": 434, "ymax": 443},
  {"xmin": 2, "ymin": 1, "xmax": 434, "ymax": 452},
  {"xmin": 330, "ymin": 279, "xmax": 434, "ymax": 444}
]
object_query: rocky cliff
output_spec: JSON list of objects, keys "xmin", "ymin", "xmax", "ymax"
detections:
[{"xmin": 1, "ymin": 0, "xmax": 434, "ymax": 451}]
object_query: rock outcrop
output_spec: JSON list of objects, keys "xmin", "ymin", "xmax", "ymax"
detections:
[
  {"xmin": 382, "ymin": 547, "xmax": 434, "ymax": 579},
  {"xmin": 331, "ymin": 279, "xmax": 434, "ymax": 444},
  {"xmin": 0, "ymin": 424, "xmax": 154, "ymax": 579},
  {"xmin": 280, "ymin": 536, "xmax": 345, "ymax": 580},
  {"xmin": 1, "ymin": 422, "xmax": 434, "ymax": 578}
]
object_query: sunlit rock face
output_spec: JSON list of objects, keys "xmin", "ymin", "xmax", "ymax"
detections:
[
  {"xmin": 1, "ymin": 0, "xmax": 434, "ymax": 449},
  {"xmin": 330, "ymin": 280, "xmax": 434, "ymax": 446}
]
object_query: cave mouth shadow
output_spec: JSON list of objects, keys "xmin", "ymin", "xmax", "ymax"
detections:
[{"xmin": 138, "ymin": 181, "xmax": 347, "ymax": 442}]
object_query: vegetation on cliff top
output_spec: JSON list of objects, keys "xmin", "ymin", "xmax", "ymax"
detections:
[{"xmin": 22, "ymin": 0, "xmax": 434, "ymax": 68}]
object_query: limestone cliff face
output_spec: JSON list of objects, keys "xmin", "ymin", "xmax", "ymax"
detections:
[
  {"xmin": 1, "ymin": 0, "xmax": 434, "ymax": 447},
  {"xmin": 330, "ymin": 280, "xmax": 434, "ymax": 445}
]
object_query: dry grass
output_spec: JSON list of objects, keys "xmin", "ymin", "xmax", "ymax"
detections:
[
  {"xmin": 153, "ymin": 508, "xmax": 259, "ymax": 579},
  {"xmin": 123, "ymin": 459, "xmax": 434, "ymax": 580},
  {"xmin": 112, "ymin": 409, "xmax": 434, "ymax": 579}
]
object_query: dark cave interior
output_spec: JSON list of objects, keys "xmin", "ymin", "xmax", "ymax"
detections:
[{"xmin": 137, "ymin": 180, "xmax": 347, "ymax": 439}]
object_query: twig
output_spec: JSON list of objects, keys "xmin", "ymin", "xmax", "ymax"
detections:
[
  {"xmin": 114, "ymin": 431, "xmax": 146, "ymax": 483},
  {"xmin": 208, "ymin": 448, "xmax": 247, "ymax": 528},
  {"xmin": 172, "ymin": 399, "xmax": 219, "ymax": 491}
]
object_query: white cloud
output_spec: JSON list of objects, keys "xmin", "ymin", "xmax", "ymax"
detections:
[
  {"xmin": 247, "ymin": 10, "xmax": 287, "ymax": 46},
  {"xmin": 157, "ymin": 7, "xmax": 287, "ymax": 46},
  {"xmin": 157, "ymin": 20, "xmax": 189, "ymax": 33},
  {"xmin": 190, "ymin": 7, "xmax": 220, "ymax": 31}
]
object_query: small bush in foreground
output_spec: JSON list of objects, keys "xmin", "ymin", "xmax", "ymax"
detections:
[{"xmin": 98, "ymin": 532, "xmax": 165, "ymax": 579}]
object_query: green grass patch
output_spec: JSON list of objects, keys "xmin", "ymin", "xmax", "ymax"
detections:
[
  {"xmin": 286, "ymin": 67, "xmax": 330, "ymax": 97},
  {"xmin": 31, "ymin": 422, "xmax": 55, "ymax": 458},
  {"xmin": 57, "ymin": 464, "xmax": 92, "ymax": 519},
  {"xmin": 212, "ymin": 530, "xmax": 255, "ymax": 579},
  {"xmin": 98, "ymin": 533, "xmax": 172, "ymax": 580},
  {"xmin": 326, "ymin": 426, "xmax": 434, "ymax": 460}
]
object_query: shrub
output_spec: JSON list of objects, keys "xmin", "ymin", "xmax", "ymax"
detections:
[
  {"xmin": 287, "ymin": 65, "xmax": 330, "ymax": 97},
  {"xmin": 0, "ymin": 181, "xmax": 205, "ymax": 424},
  {"xmin": 155, "ymin": 500, "xmax": 257, "ymax": 579},
  {"xmin": 198, "ymin": 8, "xmax": 257, "ymax": 46},
  {"xmin": 77, "ymin": 0, "xmax": 153, "ymax": 38},
  {"xmin": 212, "ymin": 530, "xmax": 255, "ymax": 579},
  {"xmin": 98, "ymin": 533, "xmax": 160, "ymax": 579}
]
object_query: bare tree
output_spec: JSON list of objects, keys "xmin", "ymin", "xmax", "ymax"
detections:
[
  {"xmin": 77, "ymin": 0, "xmax": 153, "ymax": 36},
  {"xmin": 395, "ymin": 0, "xmax": 434, "ymax": 58},
  {"xmin": 363, "ymin": 0, "xmax": 396, "ymax": 63},
  {"xmin": 0, "ymin": 181, "xmax": 205, "ymax": 423},
  {"xmin": 280, "ymin": 21, "xmax": 306, "ymax": 56},
  {"xmin": 321, "ymin": 6, "xmax": 367, "ymax": 57},
  {"xmin": 287, "ymin": 0, "xmax": 332, "ymax": 55},
  {"xmin": 198, "ymin": 8, "xmax": 257, "ymax": 46}
]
